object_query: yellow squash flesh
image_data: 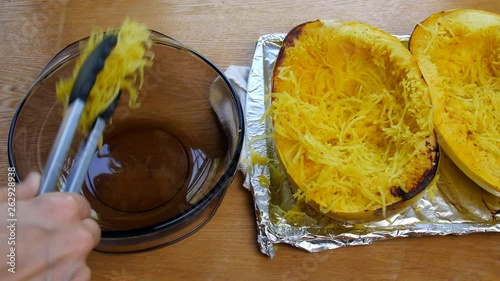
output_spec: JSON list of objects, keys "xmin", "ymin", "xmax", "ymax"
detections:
[
  {"xmin": 409, "ymin": 9, "xmax": 500, "ymax": 196},
  {"xmin": 271, "ymin": 20, "xmax": 439, "ymax": 223}
]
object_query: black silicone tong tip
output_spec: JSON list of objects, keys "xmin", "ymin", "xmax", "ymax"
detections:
[
  {"xmin": 68, "ymin": 34, "xmax": 118, "ymax": 105},
  {"xmin": 100, "ymin": 91, "xmax": 122, "ymax": 121},
  {"xmin": 91, "ymin": 90, "xmax": 122, "ymax": 130}
]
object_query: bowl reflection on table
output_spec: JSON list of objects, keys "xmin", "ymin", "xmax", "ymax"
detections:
[{"xmin": 8, "ymin": 31, "xmax": 244, "ymax": 253}]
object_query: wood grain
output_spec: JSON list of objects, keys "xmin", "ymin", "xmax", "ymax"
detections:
[{"xmin": 1, "ymin": 1, "xmax": 499, "ymax": 280}]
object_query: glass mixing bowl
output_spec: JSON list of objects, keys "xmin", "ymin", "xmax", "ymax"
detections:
[{"xmin": 8, "ymin": 31, "xmax": 244, "ymax": 253}]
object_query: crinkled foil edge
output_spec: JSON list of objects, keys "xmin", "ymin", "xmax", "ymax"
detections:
[{"xmin": 243, "ymin": 33, "xmax": 500, "ymax": 258}]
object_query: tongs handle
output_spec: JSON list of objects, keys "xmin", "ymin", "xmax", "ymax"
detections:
[{"xmin": 38, "ymin": 35, "xmax": 118, "ymax": 195}]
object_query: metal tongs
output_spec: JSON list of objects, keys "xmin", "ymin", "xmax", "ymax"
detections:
[{"xmin": 38, "ymin": 34, "xmax": 120, "ymax": 195}]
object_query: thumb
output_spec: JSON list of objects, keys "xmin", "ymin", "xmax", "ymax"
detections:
[{"xmin": 16, "ymin": 172, "xmax": 42, "ymax": 200}]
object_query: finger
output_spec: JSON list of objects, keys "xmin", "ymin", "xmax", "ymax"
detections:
[
  {"xmin": 17, "ymin": 171, "xmax": 42, "ymax": 200},
  {"xmin": 69, "ymin": 265, "xmax": 91, "ymax": 281},
  {"xmin": 0, "ymin": 172, "xmax": 42, "ymax": 202},
  {"xmin": 81, "ymin": 217, "xmax": 102, "ymax": 248},
  {"xmin": 27, "ymin": 193, "xmax": 93, "ymax": 229},
  {"xmin": 69, "ymin": 194, "xmax": 93, "ymax": 220},
  {"xmin": 14, "ymin": 231, "xmax": 52, "ymax": 281},
  {"xmin": 47, "ymin": 193, "xmax": 93, "ymax": 220},
  {"xmin": 25, "ymin": 222, "xmax": 97, "ymax": 280},
  {"xmin": 0, "ymin": 172, "xmax": 36, "ymax": 202},
  {"xmin": 31, "ymin": 260, "xmax": 91, "ymax": 281}
]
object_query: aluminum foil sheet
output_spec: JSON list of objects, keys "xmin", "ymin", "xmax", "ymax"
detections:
[{"xmin": 242, "ymin": 33, "xmax": 500, "ymax": 258}]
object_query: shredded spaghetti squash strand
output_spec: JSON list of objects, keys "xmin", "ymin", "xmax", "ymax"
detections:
[{"xmin": 56, "ymin": 19, "xmax": 153, "ymax": 136}]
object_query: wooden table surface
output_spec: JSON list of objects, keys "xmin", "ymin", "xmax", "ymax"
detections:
[{"xmin": 1, "ymin": 1, "xmax": 499, "ymax": 280}]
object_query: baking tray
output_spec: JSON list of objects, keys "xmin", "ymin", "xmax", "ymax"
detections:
[{"xmin": 243, "ymin": 33, "xmax": 500, "ymax": 258}]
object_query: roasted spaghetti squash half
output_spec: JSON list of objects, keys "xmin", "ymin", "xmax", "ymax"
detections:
[
  {"xmin": 271, "ymin": 20, "xmax": 439, "ymax": 223},
  {"xmin": 409, "ymin": 9, "xmax": 500, "ymax": 196}
]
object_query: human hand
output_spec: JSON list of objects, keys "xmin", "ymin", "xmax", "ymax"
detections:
[{"xmin": 0, "ymin": 172, "xmax": 101, "ymax": 281}]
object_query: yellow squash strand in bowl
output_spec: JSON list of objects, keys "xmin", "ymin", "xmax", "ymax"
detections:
[{"xmin": 56, "ymin": 19, "xmax": 154, "ymax": 136}]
